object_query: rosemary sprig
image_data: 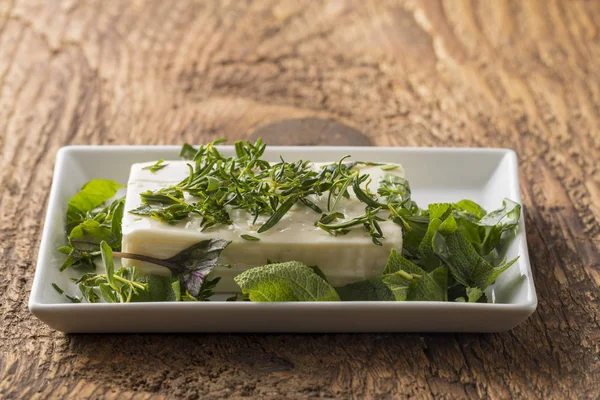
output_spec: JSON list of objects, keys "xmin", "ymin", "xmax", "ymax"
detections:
[{"xmin": 130, "ymin": 139, "xmax": 407, "ymax": 243}]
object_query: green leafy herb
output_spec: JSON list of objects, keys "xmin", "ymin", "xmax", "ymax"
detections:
[
  {"xmin": 318, "ymin": 208, "xmax": 386, "ymax": 245},
  {"xmin": 383, "ymin": 249, "xmax": 424, "ymax": 276},
  {"xmin": 142, "ymin": 159, "xmax": 168, "ymax": 173},
  {"xmin": 380, "ymin": 164, "xmax": 399, "ymax": 171},
  {"xmin": 336, "ymin": 271, "xmax": 413, "ymax": 301},
  {"xmin": 114, "ymin": 238, "xmax": 230, "ymax": 297},
  {"xmin": 52, "ymin": 283, "xmax": 81, "ymax": 303},
  {"xmin": 131, "ymin": 140, "xmax": 405, "ymax": 242},
  {"xmin": 241, "ymin": 234, "xmax": 260, "ymax": 241},
  {"xmin": 73, "ymin": 241, "xmax": 149, "ymax": 303},
  {"xmin": 234, "ymin": 194, "xmax": 521, "ymax": 303},
  {"xmin": 257, "ymin": 196, "xmax": 298, "ymax": 233},
  {"xmin": 66, "ymin": 179, "xmax": 123, "ymax": 232},
  {"xmin": 407, "ymin": 266, "xmax": 448, "ymax": 301},
  {"xmin": 234, "ymin": 261, "xmax": 341, "ymax": 302}
]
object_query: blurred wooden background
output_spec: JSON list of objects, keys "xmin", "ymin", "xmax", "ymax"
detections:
[{"xmin": 0, "ymin": 0, "xmax": 599, "ymax": 398}]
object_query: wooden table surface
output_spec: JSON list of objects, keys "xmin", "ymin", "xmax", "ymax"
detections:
[{"xmin": 1, "ymin": 0, "xmax": 599, "ymax": 398}]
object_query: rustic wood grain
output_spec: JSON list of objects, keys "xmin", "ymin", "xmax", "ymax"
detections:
[{"xmin": 0, "ymin": 0, "xmax": 599, "ymax": 398}]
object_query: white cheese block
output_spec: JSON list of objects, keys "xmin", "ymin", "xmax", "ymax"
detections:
[{"xmin": 122, "ymin": 160, "xmax": 404, "ymax": 291}]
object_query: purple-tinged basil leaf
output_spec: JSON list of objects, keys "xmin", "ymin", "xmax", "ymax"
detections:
[{"xmin": 164, "ymin": 238, "xmax": 231, "ymax": 297}]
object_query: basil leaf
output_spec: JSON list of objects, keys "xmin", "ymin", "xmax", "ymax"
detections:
[
  {"xmin": 234, "ymin": 261, "xmax": 340, "ymax": 302},
  {"xmin": 164, "ymin": 238, "xmax": 230, "ymax": 297}
]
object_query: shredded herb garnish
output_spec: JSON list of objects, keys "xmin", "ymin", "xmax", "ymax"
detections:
[
  {"xmin": 142, "ymin": 159, "xmax": 168, "ymax": 173},
  {"xmin": 131, "ymin": 139, "xmax": 404, "ymax": 245}
]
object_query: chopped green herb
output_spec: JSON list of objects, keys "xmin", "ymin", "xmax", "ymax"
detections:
[
  {"xmin": 380, "ymin": 164, "xmax": 398, "ymax": 171},
  {"xmin": 52, "ymin": 283, "xmax": 81, "ymax": 303},
  {"xmin": 131, "ymin": 140, "xmax": 402, "ymax": 241},
  {"xmin": 241, "ymin": 234, "xmax": 260, "ymax": 241},
  {"xmin": 142, "ymin": 159, "xmax": 168, "ymax": 173}
]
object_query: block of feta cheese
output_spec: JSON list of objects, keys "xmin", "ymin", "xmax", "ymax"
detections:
[{"xmin": 122, "ymin": 160, "xmax": 404, "ymax": 292}]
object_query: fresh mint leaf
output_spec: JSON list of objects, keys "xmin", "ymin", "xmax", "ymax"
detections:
[
  {"xmin": 478, "ymin": 199, "xmax": 521, "ymax": 255},
  {"xmin": 171, "ymin": 280, "xmax": 181, "ymax": 301},
  {"xmin": 454, "ymin": 200, "xmax": 486, "ymax": 219},
  {"xmin": 383, "ymin": 249, "xmax": 424, "ymax": 276},
  {"xmin": 417, "ymin": 217, "xmax": 443, "ymax": 271},
  {"xmin": 466, "ymin": 287, "xmax": 484, "ymax": 302},
  {"xmin": 428, "ymin": 203, "xmax": 452, "ymax": 220},
  {"xmin": 336, "ymin": 271, "xmax": 413, "ymax": 301},
  {"xmin": 234, "ymin": 261, "xmax": 341, "ymax": 302},
  {"xmin": 433, "ymin": 228, "xmax": 496, "ymax": 289},
  {"xmin": 482, "ymin": 256, "xmax": 520, "ymax": 288},
  {"xmin": 397, "ymin": 214, "xmax": 429, "ymax": 257},
  {"xmin": 66, "ymin": 179, "xmax": 123, "ymax": 231},
  {"xmin": 407, "ymin": 266, "xmax": 448, "ymax": 301},
  {"xmin": 130, "ymin": 275, "xmax": 179, "ymax": 302},
  {"xmin": 70, "ymin": 220, "xmax": 117, "ymax": 251}
]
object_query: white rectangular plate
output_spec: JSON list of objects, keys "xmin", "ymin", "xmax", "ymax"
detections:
[{"xmin": 29, "ymin": 146, "xmax": 537, "ymax": 333}]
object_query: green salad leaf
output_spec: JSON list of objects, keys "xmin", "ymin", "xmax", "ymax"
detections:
[
  {"xmin": 336, "ymin": 271, "xmax": 413, "ymax": 301},
  {"xmin": 407, "ymin": 266, "xmax": 448, "ymax": 301},
  {"xmin": 234, "ymin": 261, "xmax": 341, "ymax": 302},
  {"xmin": 66, "ymin": 179, "xmax": 123, "ymax": 232}
]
